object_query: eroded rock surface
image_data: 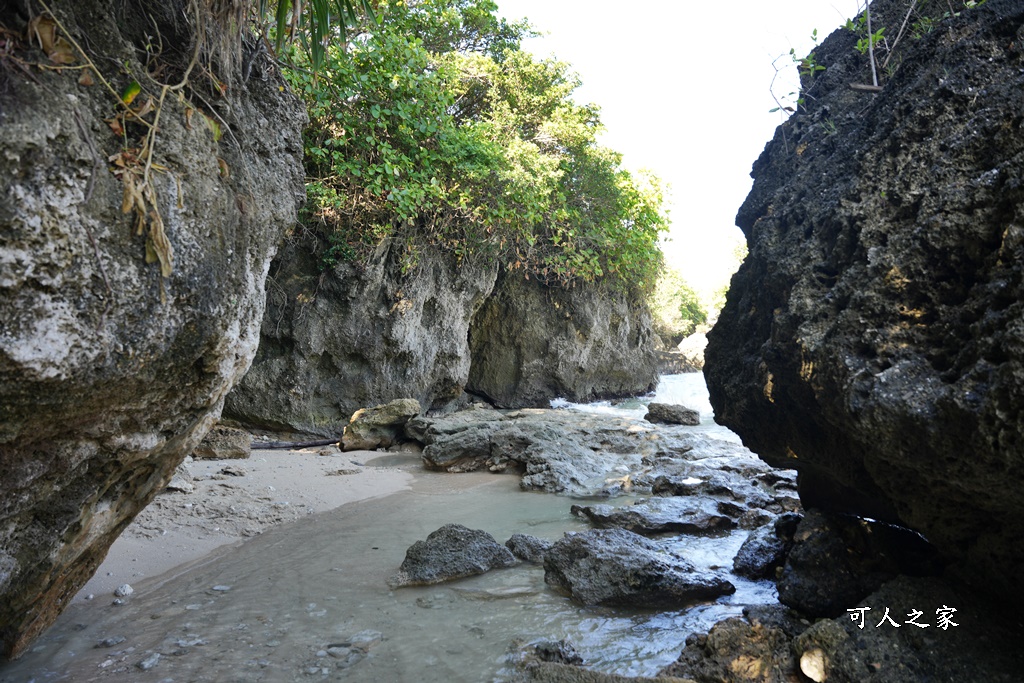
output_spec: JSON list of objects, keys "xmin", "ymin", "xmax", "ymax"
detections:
[
  {"xmin": 0, "ymin": 0, "xmax": 303, "ymax": 658},
  {"xmin": 341, "ymin": 398, "xmax": 421, "ymax": 451},
  {"xmin": 468, "ymin": 272, "xmax": 658, "ymax": 407},
  {"xmin": 543, "ymin": 528, "xmax": 735, "ymax": 608},
  {"xmin": 388, "ymin": 523, "xmax": 518, "ymax": 588},
  {"xmin": 704, "ymin": 0, "xmax": 1024, "ymax": 604},
  {"xmin": 225, "ymin": 240, "xmax": 497, "ymax": 435}
]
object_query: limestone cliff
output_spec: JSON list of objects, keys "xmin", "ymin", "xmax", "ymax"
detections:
[
  {"xmin": 467, "ymin": 272, "xmax": 657, "ymax": 407},
  {"xmin": 705, "ymin": 0, "xmax": 1024, "ymax": 604},
  {"xmin": 224, "ymin": 237, "xmax": 498, "ymax": 434},
  {"xmin": 0, "ymin": 0, "xmax": 304, "ymax": 658},
  {"xmin": 226, "ymin": 235, "xmax": 659, "ymax": 432}
]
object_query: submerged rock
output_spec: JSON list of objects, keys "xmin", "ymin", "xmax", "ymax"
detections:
[
  {"xmin": 0, "ymin": 0, "xmax": 303, "ymax": 658},
  {"xmin": 388, "ymin": 524, "xmax": 518, "ymax": 588},
  {"xmin": 543, "ymin": 528, "xmax": 735, "ymax": 608},
  {"xmin": 704, "ymin": 0, "xmax": 1024, "ymax": 606}
]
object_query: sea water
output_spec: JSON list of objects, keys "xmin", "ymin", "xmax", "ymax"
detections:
[{"xmin": 0, "ymin": 374, "xmax": 774, "ymax": 683}]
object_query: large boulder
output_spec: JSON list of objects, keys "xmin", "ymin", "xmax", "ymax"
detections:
[
  {"xmin": 225, "ymin": 239, "xmax": 498, "ymax": 435},
  {"xmin": 388, "ymin": 523, "xmax": 518, "ymax": 588},
  {"xmin": 0, "ymin": 0, "xmax": 304, "ymax": 658},
  {"xmin": 705, "ymin": 0, "xmax": 1024, "ymax": 605},
  {"xmin": 543, "ymin": 528, "xmax": 735, "ymax": 608},
  {"xmin": 468, "ymin": 272, "xmax": 658, "ymax": 407}
]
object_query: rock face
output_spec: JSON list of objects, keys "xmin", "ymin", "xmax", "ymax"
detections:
[
  {"xmin": 704, "ymin": 0, "xmax": 1024, "ymax": 604},
  {"xmin": 225, "ymin": 239, "xmax": 497, "ymax": 435},
  {"xmin": 0, "ymin": 0, "xmax": 304, "ymax": 658},
  {"xmin": 468, "ymin": 272, "xmax": 658, "ymax": 407}
]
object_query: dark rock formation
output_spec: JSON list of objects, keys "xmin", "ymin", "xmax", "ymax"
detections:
[
  {"xmin": 341, "ymin": 398, "xmax": 421, "ymax": 451},
  {"xmin": 192, "ymin": 426, "xmax": 252, "ymax": 460},
  {"xmin": 225, "ymin": 240, "xmax": 497, "ymax": 435},
  {"xmin": 777, "ymin": 510, "xmax": 941, "ymax": 618},
  {"xmin": 0, "ymin": 0, "xmax": 303, "ymax": 659},
  {"xmin": 731, "ymin": 520, "xmax": 792, "ymax": 580},
  {"xmin": 704, "ymin": 0, "xmax": 1024, "ymax": 604},
  {"xmin": 667, "ymin": 578, "xmax": 1024, "ymax": 683},
  {"xmin": 644, "ymin": 403, "xmax": 700, "ymax": 426},
  {"xmin": 571, "ymin": 498, "xmax": 737, "ymax": 536},
  {"xmin": 543, "ymin": 528, "xmax": 735, "ymax": 608},
  {"xmin": 468, "ymin": 272, "xmax": 658, "ymax": 407},
  {"xmin": 506, "ymin": 533, "xmax": 553, "ymax": 564},
  {"xmin": 388, "ymin": 523, "xmax": 518, "ymax": 588}
]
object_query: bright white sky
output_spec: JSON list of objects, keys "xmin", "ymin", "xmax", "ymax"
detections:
[{"xmin": 496, "ymin": 0, "xmax": 862, "ymax": 296}]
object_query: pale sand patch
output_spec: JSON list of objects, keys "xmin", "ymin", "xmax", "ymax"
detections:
[{"xmin": 76, "ymin": 445, "xmax": 414, "ymax": 601}]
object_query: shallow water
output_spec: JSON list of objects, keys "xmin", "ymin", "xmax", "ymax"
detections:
[{"xmin": 1, "ymin": 374, "xmax": 774, "ymax": 682}]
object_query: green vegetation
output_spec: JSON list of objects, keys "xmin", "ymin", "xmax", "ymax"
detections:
[
  {"xmin": 281, "ymin": 0, "xmax": 669, "ymax": 290},
  {"xmin": 650, "ymin": 268, "xmax": 709, "ymax": 344}
]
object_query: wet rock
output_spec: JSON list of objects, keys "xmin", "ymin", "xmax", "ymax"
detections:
[
  {"xmin": 506, "ymin": 534, "xmax": 553, "ymax": 564},
  {"xmin": 467, "ymin": 271, "xmax": 658, "ymax": 408},
  {"xmin": 0, "ymin": 0, "xmax": 304, "ymax": 657},
  {"xmin": 388, "ymin": 524, "xmax": 517, "ymax": 588},
  {"xmin": 509, "ymin": 639, "xmax": 585, "ymax": 668},
  {"xmin": 342, "ymin": 398, "xmax": 421, "ymax": 451},
  {"xmin": 644, "ymin": 403, "xmax": 700, "ymax": 426},
  {"xmin": 732, "ymin": 523, "xmax": 789, "ymax": 580},
  {"xmin": 571, "ymin": 497, "xmax": 737, "ymax": 536},
  {"xmin": 192, "ymin": 425, "xmax": 252, "ymax": 460},
  {"xmin": 777, "ymin": 510, "xmax": 939, "ymax": 618},
  {"xmin": 419, "ymin": 409, "xmax": 659, "ymax": 495},
  {"xmin": 543, "ymin": 528, "xmax": 735, "ymax": 608},
  {"xmin": 704, "ymin": 0, "xmax": 1024, "ymax": 608}
]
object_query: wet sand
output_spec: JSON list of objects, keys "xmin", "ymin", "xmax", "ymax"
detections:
[{"xmin": 77, "ymin": 444, "xmax": 414, "ymax": 601}]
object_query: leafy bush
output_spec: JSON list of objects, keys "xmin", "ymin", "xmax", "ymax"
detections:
[{"xmin": 282, "ymin": 0, "xmax": 668, "ymax": 291}]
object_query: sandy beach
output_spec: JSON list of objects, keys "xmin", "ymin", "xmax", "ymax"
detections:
[{"xmin": 76, "ymin": 443, "xmax": 415, "ymax": 601}]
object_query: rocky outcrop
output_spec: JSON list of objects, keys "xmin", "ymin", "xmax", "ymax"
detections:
[
  {"xmin": 224, "ymin": 239, "xmax": 497, "ymax": 435},
  {"xmin": 0, "ymin": 0, "xmax": 304, "ymax": 658},
  {"xmin": 705, "ymin": 0, "xmax": 1024, "ymax": 605},
  {"xmin": 388, "ymin": 523, "xmax": 518, "ymax": 588},
  {"xmin": 468, "ymin": 272, "xmax": 658, "ymax": 407},
  {"xmin": 192, "ymin": 426, "xmax": 252, "ymax": 460},
  {"xmin": 543, "ymin": 528, "xmax": 735, "ymax": 607},
  {"xmin": 661, "ymin": 579, "xmax": 1024, "ymax": 683},
  {"xmin": 341, "ymin": 398, "xmax": 421, "ymax": 451}
]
